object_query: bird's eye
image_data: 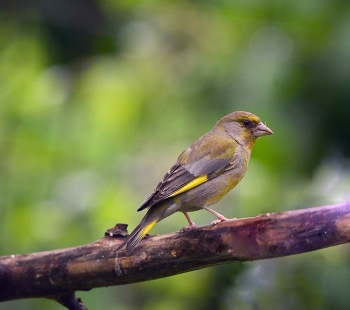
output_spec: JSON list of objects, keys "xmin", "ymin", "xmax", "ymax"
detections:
[{"xmin": 243, "ymin": 120, "xmax": 251, "ymax": 127}]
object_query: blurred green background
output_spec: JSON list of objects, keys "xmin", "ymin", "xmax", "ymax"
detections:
[{"xmin": 1, "ymin": 0, "xmax": 350, "ymax": 309}]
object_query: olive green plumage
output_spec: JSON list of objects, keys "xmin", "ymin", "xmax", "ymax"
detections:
[{"xmin": 117, "ymin": 111, "xmax": 273, "ymax": 254}]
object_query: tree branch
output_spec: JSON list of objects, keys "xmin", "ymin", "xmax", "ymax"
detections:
[{"xmin": 1, "ymin": 202, "xmax": 350, "ymax": 309}]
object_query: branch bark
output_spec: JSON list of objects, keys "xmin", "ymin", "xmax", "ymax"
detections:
[{"xmin": 1, "ymin": 202, "xmax": 350, "ymax": 309}]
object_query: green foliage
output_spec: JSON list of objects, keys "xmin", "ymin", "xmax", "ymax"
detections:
[{"xmin": 1, "ymin": 1, "xmax": 350, "ymax": 309}]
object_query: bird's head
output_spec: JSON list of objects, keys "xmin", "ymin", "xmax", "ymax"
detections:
[{"xmin": 216, "ymin": 111, "xmax": 273, "ymax": 150}]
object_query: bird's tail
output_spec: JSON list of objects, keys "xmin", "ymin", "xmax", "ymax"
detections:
[{"xmin": 116, "ymin": 209, "xmax": 160, "ymax": 255}]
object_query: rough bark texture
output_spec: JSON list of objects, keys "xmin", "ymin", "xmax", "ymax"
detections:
[{"xmin": 1, "ymin": 202, "xmax": 350, "ymax": 309}]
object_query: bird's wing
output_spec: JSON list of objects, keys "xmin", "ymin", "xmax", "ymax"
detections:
[{"xmin": 137, "ymin": 135, "xmax": 238, "ymax": 211}]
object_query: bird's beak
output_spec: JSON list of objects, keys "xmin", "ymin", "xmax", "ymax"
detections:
[{"xmin": 254, "ymin": 122, "xmax": 273, "ymax": 137}]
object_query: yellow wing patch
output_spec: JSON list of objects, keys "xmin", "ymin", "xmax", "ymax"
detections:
[{"xmin": 169, "ymin": 175, "xmax": 208, "ymax": 197}]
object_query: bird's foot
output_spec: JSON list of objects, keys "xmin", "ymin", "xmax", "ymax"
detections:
[
  {"xmin": 180, "ymin": 223, "xmax": 198, "ymax": 232},
  {"xmin": 210, "ymin": 217, "xmax": 228, "ymax": 226},
  {"xmin": 210, "ymin": 217, "xmax": 237, "ymax": 226},
  {"xmin": 181, "ymin": 212, "xmax": 198, "ymax": 232}
]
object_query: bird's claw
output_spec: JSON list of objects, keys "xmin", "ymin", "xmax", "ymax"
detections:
[
  {"xmin": 180, "ymin": 225, "xmax": 198, "ymax": 232},
  {"xmin": 210, "ymin": 217, "xmax": 229, "ymax": 226},
  {"xmin": 210, "ymin": 217, "xmax": 237, "ymax": 226}
]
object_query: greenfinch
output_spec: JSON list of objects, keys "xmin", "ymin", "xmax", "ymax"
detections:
[{"xmin": 117, "ymin": 111, "xmax": 273, "ymax": 254}]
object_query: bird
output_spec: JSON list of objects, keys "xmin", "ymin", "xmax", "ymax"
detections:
[{"xmin": 116, "ymin": 111, "xmax": 273, "ymax": 254}]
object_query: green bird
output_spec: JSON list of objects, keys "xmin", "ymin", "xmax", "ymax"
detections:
[{"xmin": 117, "ymin": 111, "xmax": 273, "ymax": 254}]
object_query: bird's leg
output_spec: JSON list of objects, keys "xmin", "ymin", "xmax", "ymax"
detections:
[
  {"xmin": 180, "ymin": 212, "xmax": 198, "ymax": 232},
  {"xmin": 203, "ymin": 206, "xmax": 229, "ymax": 226}
]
